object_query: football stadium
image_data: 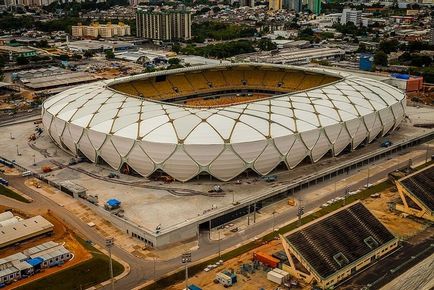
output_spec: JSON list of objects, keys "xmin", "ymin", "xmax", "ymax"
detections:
[{"xmin": 42, "ymin": 64, "xmax": 406, "ymax": 182}]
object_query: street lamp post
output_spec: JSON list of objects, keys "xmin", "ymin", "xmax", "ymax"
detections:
[
  {"xmin": 105, "ymin": 237, "xmax": 115, "ymax": 290},
  {"xmin": 272, "ymin": 210, "xmax": 277, "ymax": 233},
  {"xmin": 218, "ymin": 230, "xmax": 221, "ymax": 259},
  {"xmin": 366, "ymin": 167, "xmax": 370, "ymax": 187},
  {"xmin": 297, "ymin": 202, "xmax": 304, "ymax": 227},
  {"xmin": 153, "ymin": 257, "xmax": 156, "ymax": 281},
  {"xmin": 181, "ymin": 252, "xmax": 192, "ymax": 290},
  {"xmin": 343, "ymin": 186, "xmax": 349, "ymax": 206}
]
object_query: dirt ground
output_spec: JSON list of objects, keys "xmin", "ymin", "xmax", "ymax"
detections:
[
  {"xmin": 0, "ymin": 164, "xmax": 21, "ymax": 176},
  {"xmin": 168, "ymin": 239, "xmax": 293, "ymax": 290},
  {"xmin": 362, "ymin": 187, "xmax": 426, "ymax": 239},
  {"xmin": 0, "ymin": 207, "xmax": 92, "ymax": 290}
]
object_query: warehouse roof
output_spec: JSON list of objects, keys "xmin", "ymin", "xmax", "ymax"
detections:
[
  {"xmin": 30, "ymin": 245, "xmax": 70, "ymax": 261},
  {"xmin": 285, "ymin": 202, "xmax": 396, "ymax": 279},
  {"xmin": 400, "ymin": 164, "xmax": 434, "ymax": 211},
  {"xmin": 23, "ymin": 241, "xmax": 59, "ymax": 256},
  {"xmin": 20, "ymin": 71, "xmax": 96, "ymax": 90},
  {"xmin": 0, "ymin": 216, "xmax": 54, "ymax": 248}
]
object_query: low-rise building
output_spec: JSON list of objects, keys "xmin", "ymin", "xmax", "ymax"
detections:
[
  {"xmin": 72, "ymin": 23, "xmax": 131, "ymax": 39},
  {"xmin": 0, "ymin": 241, "xmax": 71, "ymax": 286},
  {"xmin": 0, "ymin": 46, "xmax": 37, "ymax": 60},
  {"xmin": 0, "ymin": 215, "xmax": 54, "ymax": 249}
]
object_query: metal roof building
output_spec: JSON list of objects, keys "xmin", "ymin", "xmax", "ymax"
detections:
[
  {"xmin": 42, "ymin": 63, "xmax": 406, "ymax": 182},
  {"xmin": 394, "ymin": 164, "xmax": 434, "ymax": 221},
  {"xmin": 281, "ymin": 202, "xmax": 398, "ymax": 289},
  {"xmin": 0, "ymin": 216, "xmax": 54, "ymax": 249}
]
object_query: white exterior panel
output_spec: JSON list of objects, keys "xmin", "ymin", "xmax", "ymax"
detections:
[{"xmin": 42, "ymin": 64, "xmax": 406, "ymax": 181}]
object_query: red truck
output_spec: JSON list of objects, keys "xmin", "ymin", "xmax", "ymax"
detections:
[{"xmin": 253, "ymin": 252, "xmax": 280, "ymax": 268}]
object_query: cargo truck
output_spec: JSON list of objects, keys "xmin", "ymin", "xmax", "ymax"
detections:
[{"xmin": 253, "ymin": 252, "xmax": 280, "ymax": 268}]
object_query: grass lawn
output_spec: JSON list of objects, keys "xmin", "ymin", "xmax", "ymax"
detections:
[
  {"xmin": 0, "ymin": 184, "xmax": 30, "ymax": 203},
  {"xmin": 142, "ymin": 180, "xmax": 395, "ymax": 290},
  {"xmin": 16, "ymin": 237, "xmax": 124, "ymax": 290}
]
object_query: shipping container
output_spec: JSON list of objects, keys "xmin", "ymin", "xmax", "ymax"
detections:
[
  {"xmin": 267, "ymin": 270, "xmax": 284, "ymax": 285},
  {"xmin": 253, "ymin": 252, "xmax": 280, "ymax": 268},
  {"xmin": 406, "ymin": 77, "xmax": 423, "ymax": 92},
  {"xmin": 273, "ymin": 268, "xmax": 289, "ymax": 278},
  {"xmin": 215, "ymin": 272, "xmax": 233, "ymax": 286}
]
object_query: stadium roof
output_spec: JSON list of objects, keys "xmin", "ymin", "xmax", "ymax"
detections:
[
  {"xmin": 42, "ymin": 64, "xmax": 406, "ymax": 181},
  {"xmin": 44, "ymin": 65, "xmax": 404, "ymax": 145},
  {"xmin": 285, "ymin": 202, "xmax": 396, "ymax": 279}
]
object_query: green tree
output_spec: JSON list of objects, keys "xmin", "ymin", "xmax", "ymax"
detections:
[
  {"xmin": 167, "ymin": 58, "xmax": 183, "ymax": 69},
  {"xmin": 171, "ymin": 43, "xmax": 181, "ymax": 54},
  {"xmin": 257, "ymin": 38, "xmax": 277, "ymax": 51},
  {"xmin": 36, "ymin": 39, "xmax": 49, "ymax": 48},
  {"xmin": 58, "ymin": 54, "xmax": 69, "ymax": 61},
  {"xmin": 374, "ymin": 51, "xmax": 388, "ymax": 67},
  {"xmin": 105, "ymin": 50, "xmax": 115, "ymax": 60},
  {"xmin": 379, "ymin": 39, "xmax": 399, "ymax": 54},
  {"xmin": 84, "ymin": 50, "xmax": 95, "ymax": 58},
  {"xmin": 357, "ymin": 43, "xmax": 368, "ymax": 53},
  {"xmin": 16, "ymin": 56, "xmax": 29, "ymax": 65}
]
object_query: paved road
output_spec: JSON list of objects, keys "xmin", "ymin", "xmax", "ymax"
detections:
[{"xmin": 0, "ymin": 147, "xmax": 429, "ymax": 289}]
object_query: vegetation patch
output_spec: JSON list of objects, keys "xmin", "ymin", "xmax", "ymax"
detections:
[{"xmin": 0, "ymin": 184, "xmax": 30, "ymax": 203}]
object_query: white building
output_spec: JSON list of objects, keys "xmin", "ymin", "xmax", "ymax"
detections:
[
  {"xmin": 341, "ymin": 9, "xmax": 362, "ymax": 26},
  {"xmin": 0, "ymin": 241, "xmax": 71, "ymax": 286}
]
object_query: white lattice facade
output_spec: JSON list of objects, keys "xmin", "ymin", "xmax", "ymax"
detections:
[{"xmin": 42, "ymin": 64, "xmax": 406, "ymax": 182}]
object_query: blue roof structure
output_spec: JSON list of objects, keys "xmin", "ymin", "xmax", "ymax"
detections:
[
  {"xmin": 106, "ymin": 199, "xmax": 121, "ymax": 207},
  {"xmin": 25, "ymin": 257, "xmax": 44, "ymax": 267}
]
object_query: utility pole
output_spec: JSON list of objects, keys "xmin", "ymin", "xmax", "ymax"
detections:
[
  {"xmin": 33, "ymin": 154, "xmax": 36, "ymax": 166},
  {"xmin": 105, "ymin": 237, "xmax": 115, "ymax": 290},
  {"xmin": 218, "ymin": 230, "xmax": 221, "ymax": 259},
  {"xmin": 297, "ymin": 201, "xmax": 304, "ymax": 227},
  {"xmin": 334, "ymin": 181, "xmax": 337, "ymax": 196},
  {"xmin": 181, "ymin": 252, "xmax": 191, "ymax": 290},
  {"xmin": 366, "ymin": 167, "xmax": 370, "ymax": 187},
  {"xmin": 247, "ymin": 204, "xmax": 250, "ymax": 226},
  {"xmin": 425, "ymin": 143, "xmax": 430, "ymax": 163},
  {"xmin": 272, "ymin": 210, "xmax": 277, "ymax": 233},
  {"xmin": 153, "ymin": 257, "xmax": 156, "ymax": 281},
  {"xmin": 343, "ymin": 186, "xmax": 349, "ymax": 206}
]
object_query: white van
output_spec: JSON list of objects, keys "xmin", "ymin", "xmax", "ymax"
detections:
[{"xmin": 22, "ymin": 171, "xmax": 32, "ymax": 177}]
